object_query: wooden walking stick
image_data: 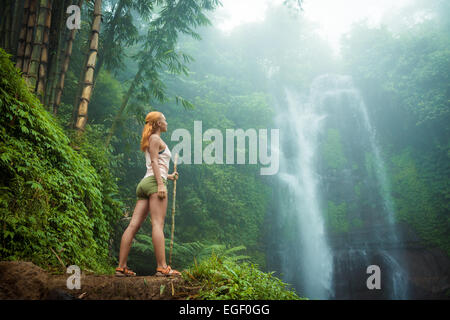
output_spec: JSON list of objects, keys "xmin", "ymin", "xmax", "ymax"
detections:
[{"xmin": 169, "ymin": 153, "xmax": 178, "ymax": 265}]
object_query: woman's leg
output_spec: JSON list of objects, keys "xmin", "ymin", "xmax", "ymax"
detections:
[
  {"xmin": 118, "ymin": 199, "xmax": 149, "ymax": 268},
  {"xmin": 149, "ymin": 192, "xmax": 168, "ymax": 269}
]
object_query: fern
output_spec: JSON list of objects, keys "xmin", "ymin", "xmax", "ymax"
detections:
[
  {"xmin": 0, "ymin": 49, "xmax": 123, "ymax": 273},
  {"xmin": 183, "ymin": 253, "xmax": 306, "ymax": 300},
  {"xmin": 128, "ymin": 231, "xmax": 251, "ymax": 273}
]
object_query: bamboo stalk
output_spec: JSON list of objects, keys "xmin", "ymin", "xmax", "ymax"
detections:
[
  {"xmin": 92, "ymin": 0, "xmax": 125, "ymax": 86},
  {"xmin": 46, "ymin": 0, "xmax": 69, "ymax": 109},
  {"xmin": 36, "ymin": 0, "xmax": 52, "ymax": 101},
  {"xmin": 169, "ymin": 153, "xmax": 179, "ymax": 266},
  {"xmin": 10, "ymin": 0, "xmax": 25, "ymax": 61},
  {"xmin": 16, "ymin": 0, "xmax": 30, "ymax": 70},
  {"xmin": 43, "ymin": 0, "xmax": 61, "ymax": 106},
  {"xmin": 22, "ymin": 0, "xmax": 38, "ymax": 76},
  {"xmin": 75, "ymin": 0, "xmax": 102, "ymax": 132},
  {"xmin": 1, "ymin": 1, "xmax": 13, "ymax": 53},
  {"xmin": 71, "ymin": 47, "xmax": 89, "ymax": 127},
  {"xmin": 0, "ymin": 1, "xmax": 9, "ymax": 49},
  {"xmin": 26, "ymin": 0, "xmax": 47, "ymax": 90},
  {"xmin": 57, "ymin": 0, "xmax": 83, "ymax": 110}
]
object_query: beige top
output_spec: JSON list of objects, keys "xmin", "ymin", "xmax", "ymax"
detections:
[{"xmin": 144, "ymin": 144, "xmax": 172, "ymax": 180}]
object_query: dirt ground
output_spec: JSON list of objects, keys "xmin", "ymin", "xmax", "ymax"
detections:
[{"xmin": 0, "ymin": 261, "xmax": 202, "ymax": 300}]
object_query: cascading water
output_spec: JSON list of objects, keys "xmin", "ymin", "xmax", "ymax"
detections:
[
  {"xmin": 269, "ymin": 74, "xmax": 409, "ymax": 299},
  {"xmin": 274, "ymin": 91, "xmax": 333, "ymax": 300},
  {"xmin": 357, "ymin": 91, "xmax": 397, "ymax": 228}
]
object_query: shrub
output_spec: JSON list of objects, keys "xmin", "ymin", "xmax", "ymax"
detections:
[
  {"xmin": 183, "ymin": 253, "xmax": 306, "ymax": 300},
  {"xmin": 0, "ymin": 48, "xmax": 119, "ymax": 273}
]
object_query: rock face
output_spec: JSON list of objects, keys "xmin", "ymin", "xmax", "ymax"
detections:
[
  {"xmin": 0, "ymin": 261, "xmax": 199, "ymax": 300},
  {"xmin": 402, "ymin": 247, "xmax": 450, "ymax": 299},
  {"xmin": 329, "ymin": 223, "xmax": 450, "ymax": 299}
]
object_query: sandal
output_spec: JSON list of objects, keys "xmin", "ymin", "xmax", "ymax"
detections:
[
  {"xmin": 155, "ymin": 265, "xmax": 181, "ymax": 277},
  {"xmin": 115, "ymin": 267, "xmax": 137, "ymax": 277}
]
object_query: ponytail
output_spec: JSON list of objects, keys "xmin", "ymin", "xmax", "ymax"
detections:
[{"xmin": 140, "ymin": 111, "xmax": 163, "ymax": 151}]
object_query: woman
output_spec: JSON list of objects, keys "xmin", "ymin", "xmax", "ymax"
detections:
[{"xmin": 115, "ymin": 111, "xmax": 181, "ymax": 277}]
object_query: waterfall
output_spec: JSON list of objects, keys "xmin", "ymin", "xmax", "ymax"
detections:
[
  {"xmin": 356, "ymin": 91, "xmax": 397, "ymax": 228},
  {"xmin": 272, "ymin": 83, "xmax": 333, "ymax": 300},
  {"xmin": 271, "ymin": 74, "xmax": 409, "ymax": 299}
]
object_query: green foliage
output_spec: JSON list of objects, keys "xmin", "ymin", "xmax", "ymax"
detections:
[
  {"xmin": 88, "ymin": 71, "xmax": 124, "ymax": 125},
  {"xmin": 390, "ymin": 148, "xmax": 450, "ymax": 254},
  {"xmin": 341, "ymin": 8, "xmax": 450, "ymax": 254},
  {"xmin": 183, "ymin": 253, "xmax": 305, "ymax": 300},
  {"xmin": 324, "ymin": 201, "xmax": 349, "ymax": 233},
  {"xmin": 70, "ymin": 124, "xmax": 124, "ymax": 239},
  {"xmin": 123, "ymin": 0, "xmax": 222, "ymax": 109},
  {"xmin": 169, "ymin": 163, "xmax": 271, "ymax": 269},
  {"xmin": 321, "ymin": 128, "xmax": 347, "ymax": 170},
  {"xmin": 0, "ymin": 49, "xmax": 118, "ymax": 273},
  {"xmin": 341, "ymin": 17, "xmax": 449, "ymax": 137},
  {"xmin": 130, "ymin": 233, "xmax": 250, "ymax": 273}
]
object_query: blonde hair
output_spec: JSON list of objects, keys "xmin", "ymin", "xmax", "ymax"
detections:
[{"xmin": 140, "ymin": 111, "xmax": 163, "ymax": 152}]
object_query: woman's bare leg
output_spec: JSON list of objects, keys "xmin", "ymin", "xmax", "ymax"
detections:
[
  {"xmin": 118, "ymin": 199, "xmax": 149, "ymax": 268},
  {"xmin": 149, "ymin": 192, "xmax": 168, "ymax": 269}
]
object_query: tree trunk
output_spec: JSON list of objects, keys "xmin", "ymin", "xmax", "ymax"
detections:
[
  {"xmin": 54, "ymin": 0, "xmax": 84, "ymax": 115},
  {"xmin": 46, "ymin": 0, "xmax": 67, "ymax": 109},
  {"xmin": 43, "ymin": 0, "xmax": 63, "ymax": 107},
  {"xmin": 46, "ymin": 0, "xmax": 71, "ymax": 109},
  {"xmin": 36, "ymin": 0, "xmax": 53, "ymax": 101},
  {"xmin": 27, "ymin": 0, "xmax": 51, "ymax": 95},
  {"xmin": 10, "ymin": 0, "xmax": 26, "ymax": 61},
  {"xmin": 75, "ymin": 0, "xmax": 102, "ymax": 132},
  {"xmin": 22, "ymin": 0, "xmax": 38, "ymax": 76},
  {"xmin": 92, "ymin": 0, "xmax": 125, "ymax": 86},
  {"xmin": 0, "ymin": 1, "xmax": 9, "ymax": 49},
  {"xmin": 16, "ymin": 0, "xmax": 30, "ymax": 71},
  {"xmin": 71, "ymin": 48, "xmax": 88, "ymax": 128},
  {"xmin": 0, "ymin": 1, "xmax": 13, "ymax": 53},
  {"xmin": 0, "ymin": 0, "xmax": 25, "ymax": 57}
]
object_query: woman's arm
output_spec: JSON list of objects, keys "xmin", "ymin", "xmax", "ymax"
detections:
[{"xmin": 149, "ymin": 135, "xmax": 166, "ymax": 199}]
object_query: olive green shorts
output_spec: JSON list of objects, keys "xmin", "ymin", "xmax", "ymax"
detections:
[{"xmin": 136, "ymin": 176, "xmax": 168, "ymax": 200}]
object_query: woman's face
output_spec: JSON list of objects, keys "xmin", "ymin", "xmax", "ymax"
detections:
[{"xmin": 159, "ymin": 114, "xmax": 168, "ymax": 132}]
